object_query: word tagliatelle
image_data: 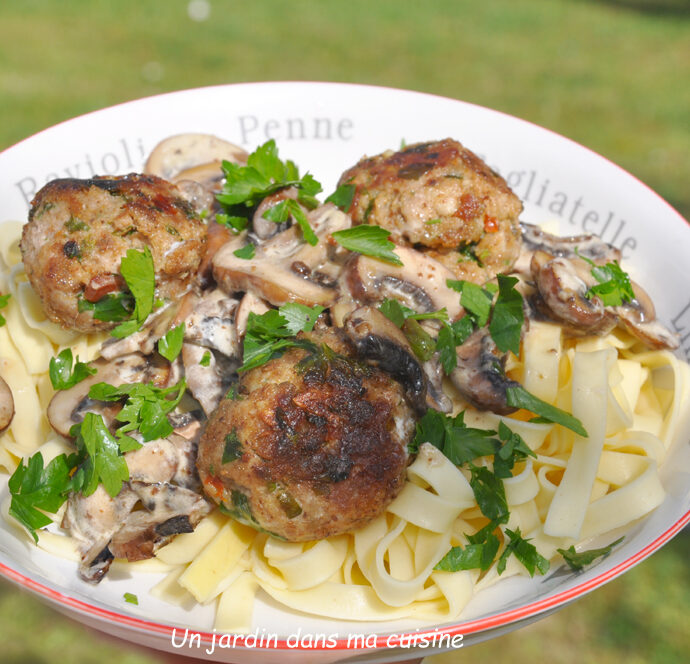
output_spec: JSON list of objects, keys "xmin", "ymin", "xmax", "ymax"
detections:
[{"xmin": 1, "ymin": 222, "xmax": 689, "ymax": 633}]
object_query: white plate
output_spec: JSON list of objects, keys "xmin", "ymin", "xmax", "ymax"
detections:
[{"xmin": 1, "ymin": 82, "xmax": 689, "ymax": 663}]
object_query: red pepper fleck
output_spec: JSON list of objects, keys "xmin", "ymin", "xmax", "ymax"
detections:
[{"xmin": 484, "ymin": 215, "xmax": 499, "ymax": 233}]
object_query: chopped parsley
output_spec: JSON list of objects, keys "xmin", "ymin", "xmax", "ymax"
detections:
[
  {"xmin": 199, "ymin": 350, "xmax": 212, "ymax": 367},
  {"xmin": 331, "ymin": 225, "xmax": 402, "ymax": 266},
  {"xmin": 110, "ymin": 248, "xmax": 156, "ymax": 339},
  {"xmin": 48, "ymin": 349, "xmax": 97, "ymax": 391},
  {"xmin": 88, "ymin": 377, "xmax": 187, "ymax": 445},
  {"xmin": 157, "ymin": 322, "xmax": 185, "ymax": 362},
  {"xmin": 489, "ymin": 275, "xmax": 524, "ymax": 356},
  {"xmin": 557, "ymin": 537, "xmax": 624, "ymax": 572},
  {"xmin": 8, "ymin": 452, "xmax": 78, "ymax": 543},
  {"xmin": 216, "ymin": 139, "xmax": 322, "ymax": 243},
  {"xmin": 324, "ymin": 183, "xmax": 356, "ymax": 212},
  {"xmin": 222, "ymin": 430, "xmax": 243, "ymax": 464},
  {"xmin": 123, "ymin": 592, "xmax": 139, "ymax": 605},
  {"xmin": 78, "ymin": 292, "xmax": 134, "ymax": 322},
  {"xmin": 240, "ymin": 303, "xmax": 324, "ymax": 373},
  {"xmin": 0, "ymin": 293, "xmax": 12, "ymax": 326},
  {"xmin": 581, "ymin": 256, "xmax": 635, "ymax": 307},
  {"xmin": 233, "ymin": 243, "xmax": 255, "ymax": 260},
  {"xmin": 505, "ymin": 385, "xmax": 588, "ymax": 437},
  {"xmin": 216, "ymin": 212, "xmax": 248, "ymax": 234},
  {"xmin": 263, "ymin": 198, "xmax": 318, "ymax": 246},
  {"xmin": 497, "ymin": 527, "xmax": 550, "ymax": 576}
]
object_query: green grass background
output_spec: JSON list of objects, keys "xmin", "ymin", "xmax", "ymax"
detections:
[{"xmin": 0, "ymin": 0, "xmax": 688, "ymax": 662}]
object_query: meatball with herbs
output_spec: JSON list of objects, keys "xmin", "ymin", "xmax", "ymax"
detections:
[
  {"xmin": 21, "ymin": 174, "xmax": 206, "ymax": 332},
  {"xmin": 196, "ymin": 328, "xmax": 415, "ymax": 541},
  {"xmin": 339, "ymin": 138, "xmax": 522, "ymax": 283}
]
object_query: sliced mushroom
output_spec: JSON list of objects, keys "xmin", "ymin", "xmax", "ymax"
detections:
[
  {"xmin": 47, "ymin": 353, "xmax": 154, "ymax": 438},
  {"xmin": 62, "ymin": 484, "xmax": 139, "ymax": 583},
  {"xmin": 168, "ymin": 410, "xmax": 204, "ymax": 443},
  {"xmin": 145, "ymin": 133, "xmax": 247, "ymax": 182},
  {"xmin": 108, "ymin": 481, "xmax": 211, "ymax": 562},
  {"xmin": 167, "ymin": 432, "xmax": 203, "ymax": 490},
  {"xmin": 99, "ymin": 301, "xmax": 181, "ymax": 360},
  {"xmin": 614, "ymin": 282, "xmax": 680, "ymax": 350},
  {"xmin": 529, "ymin": 248, "xmax": 678, "ymax": 349},
  {"xmin": 175, "ymin": 178, "xmax": 216, "ymax": 212},
  {"xmin": 124, "ymin": 437, "xmax": 179, "ymax": 484},
  {"xmin": 344, "ymin": 306, "xmax": 428, "ymax": 414},
  {"xmin": 182, "ymin": 343, "xmax": 238, "ymax": 416},
  {"xmin": 252, "ymin": 187, "xmax": 299, "ymax": 241},
  {"xmin": 530, "ymin": 250, "xmax": 617, "ymax": 336},
  {"xmin": 514, "ymin": 222, "xmax": 621, "ymax": 275},
  {"xmin": 198, "ymin": 221, "xmax": 234, "ymax": 289},
  {"xmin": 334, "ymin": 245, "xmax": 464, "ymax": 327},
  {"xmin": 0, "ymin": 376, "xmax": 14, "ymax": 433},
  {"xmin": 183, "ymin": 289, "xmax": 240, "ymax": 358},
  {"xmin": 449, "ymin": 327, "xmax": 519, "ymax": 414},
  {"xmin": 212, "ymin": 204, "xmax": 351, "ymax": 307}
]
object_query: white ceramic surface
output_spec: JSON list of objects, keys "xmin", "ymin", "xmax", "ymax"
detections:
[{"xmin": 0, "ymin": 82, "xmax": 688, "ymax": 663}]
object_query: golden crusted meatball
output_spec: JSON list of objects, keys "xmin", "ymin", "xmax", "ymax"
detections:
[
  {"xmin": 339, "ymin": 138, "xmax": 522, "ymax": 283},
  {"xmin": 21, "ymin": 174, "xmax": 206, "ymax": 331},
  {"xmin": 196, "ymin": 328, "xmax": 414, "ymax": 541}
]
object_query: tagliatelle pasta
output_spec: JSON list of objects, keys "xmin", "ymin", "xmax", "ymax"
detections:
[{"xmin": 2, "ymin": 209, "xmax": 689, "ymax": 633}]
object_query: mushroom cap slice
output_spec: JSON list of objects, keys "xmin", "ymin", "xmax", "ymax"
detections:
[
  {"xmin": 145, "ymin": 133, "xmax": 248, "ymax": 182},
  {"xmin": 338, "ymin": 245, "xmax": 464, "ymax": 326},
  {"xmin": 0, "ymin": 376, "xmax": 14, "ymax": 433},
  {"xmin": 212, "ymin": 205, "xmax": 351, "ymax": 307},
  {"xmin": 344, "ymin": 305, "xmax": 428, "ymax": 414},
  {"xmin": 449, "ymin": 327, "xmax": 519, "ymax": 414}
]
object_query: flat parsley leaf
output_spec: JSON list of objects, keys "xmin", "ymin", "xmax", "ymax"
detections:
[
  {"xmin": 331, "ymin": 225, "xmax": 402, "ymax": 266},
  {"xmin": 497, "ymin": 527, "xmax": 550, "ymax": 576},
  {"xmin": 49, "ymin": 348, "xmax": 97, "ymax": 391},
  {"xmin": 8, "ymin": 452, "xmax": 78, "ymax": 542},
  {"xmin": 233, "ymin": 243, "xmax": 255, "ymax": 260},
  {"xmin": 325, "ymin": 183, "xmax": 356, "ymax": 212},
  {"xmin": 557, "ymin": 536, "xmax": 624, "ymax": 572},
  {"xmin": 70, "ymin": 412, "xmax": 131, "ymax": 498},
  {"xmin": 111, "ymin": 247, "xmax": 156, "ymax": 338},
  {"xmin": 489, "ymin": 275, "xmax": 524, "ymax": 356},
  {"xmin": 88, "ymin": 378, "xmax": 187, "ymax": 443},
  {"xmin": 505, "ymin": 385, "xmax": 588, "ymax": 437},
  {"xmin": 78, "ymin": 292, "xmax": 134, "ymax": 322},
  {"xmin": 240, "ymin": 304, "xmax": 323, "ymax": 372},
  {"xmin": 157, "ymin": 322, "xmax": 185, "ymax": 362},
  {"xmin": 263, "ymin": 199, "xmax": 318, "ymax": 246},
  {"xmin": 216, "ymin": 139, "xmax": 322, "ymax": 241},
  {"xmin": 446, "ymin": 279, "xmax": 493, "ymax": 327},
  {"xmin": 493, "ymin": 421, "xmax": 536, "ymax": 479},
  {"xmin": 577, "ymin": 250, "xmax": 635, "ymax": 307}
]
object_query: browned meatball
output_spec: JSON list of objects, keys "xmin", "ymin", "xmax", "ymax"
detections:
[
  {"xmin": 21, "ymin": 174, "xmax": 207, "ymax": 332},
  {"xmin": 339, "ymin": 138, "xmax": 523, "ymax": 283},
  {"xmin": 196, "ymin": 328, "xmax": 414, "ymax": 541}
]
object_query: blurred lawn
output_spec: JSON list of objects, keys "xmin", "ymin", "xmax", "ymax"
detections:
[{"xmin": 1, "ymin": 0, "xmax": 688, "ymax": 662}]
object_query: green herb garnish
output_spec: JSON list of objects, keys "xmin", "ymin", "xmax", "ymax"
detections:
[
  {"xmin": 110, "ymin": 247, "xmax": 156, "ymax": 338},
  {"xmin": 216, "ymin": 139, "xmax": 322, "ymax": 242},
  {"xmin": 497, "ymin": 527, "xmax": 550, "ymax": 576},
  {"xmin": 489, "ymin": 275, "xmax": 524, "ymax": 356},
  {"xmin": 48, "ymin": 349, "xmax": 97, "ymax": 391},
  {"xmin": 78, "ymin": 292, "xmax": 134, "ymax": 322},
  {"xmin": 325, "ymin": 183, "xmax": 355, "ymax": 212},
  {"xmin": 505, "ymin": 385, "xmax": 588, "ymax": 437},
  {"xmin": 222, "ymin": 430, "xmax": 243, "ymax": 464},
  {"xmin": 331, "ymin": 225, "xmax": 402, "ymax": 266},
  {"xmin": 240, "ymin": 303, "xmax": 324, "ymax": 373},
  {"xmin": 8, "ymin": 452, "xmax": 78, "ymax": 543},
  {"xmin": 123, "ymin": 592, "xmax": 139, "ymax": 605},
  {"xmin": 88, "ymin": 377, "xmax": 187, "ymax": 444},
  {"xmin": 157, "ymin": 322, "xmax": 185, "ymax": 362},
  {"xmin": 199, "ymin": 350, "xmax": 212, "ymax": 367},
  {"xmin": 263, "ymin": 199, "xmax": 318, "ymax": 246},
  {"xmin": 0, "ymin": 293, "xmax": 12, "ymax": 326},
  {"xmin": 233, "ymin": 243, "xmax": 255, "ymax": 260},
  {"xmin": 557, "ymin": 537, "xmax": 624, "ymax": 572}
]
